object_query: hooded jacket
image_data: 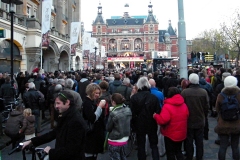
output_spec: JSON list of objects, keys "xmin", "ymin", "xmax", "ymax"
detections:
[
  {"xmin": 214, "ymin": 86, "xmax": 240, "ymax": 135},
  {"xmin": 154, "ymin": 94, "xmax": 189, "ymax": 141},
  {"xmin": 109, "ymin": 80, "xmax": 122, "ymax": 94},
  {"xmin": 21, "ymin": 115, "xmax": 35, "ymax": 135},
  {"xmin": 4, "ymin": 110, "xmax": 23, "ymax": 136}
]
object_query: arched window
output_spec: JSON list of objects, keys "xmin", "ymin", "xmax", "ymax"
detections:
[
  {"xmin": 134, "ymin": 38, "xmax": 142, "ymax": 51},
  {"xmin": 109, "ymin": 39, "xmax": 117, "ymax": 51}
]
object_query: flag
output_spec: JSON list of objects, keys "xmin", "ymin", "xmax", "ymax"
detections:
[
  {"xmin": 70, "ymin": 22, "xmax": 81, "ymax": 56},
  {"xmin": 82, "ymin": 32, "xmax": 92, "ymax": 51},
  {"xmin": 41, "ymin": 0, "xmax": 52, "ymax": 48},
  {"xmin": 101, "ymin": 46, "xmax": 106, "ymax": 57}
]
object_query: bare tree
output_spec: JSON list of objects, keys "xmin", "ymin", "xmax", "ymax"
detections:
[{"xmin": 221, "ymin": 9, "xmax": 240, "ymax": 66}]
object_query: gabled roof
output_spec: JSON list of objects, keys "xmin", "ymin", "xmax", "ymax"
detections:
[
  {"xmin": 92, "ymin": 3, "xmax": 105, "ymax": 25},
  {"xmin": 167, "ymin": 20, "xmax": 176, "ymax": 36},
  {"xmin": 106, "ymin": 18, "xmax": 144, "ymax": 26},
  {"xmin": 93, "ymin": 14, "xmax": 105, "ymax": 25},
  {"xmin": 145, "ymin": 1, "xmax": 158, "ymax": 24}
]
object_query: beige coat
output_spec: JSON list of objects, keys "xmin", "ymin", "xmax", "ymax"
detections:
[{"xmin": 214, "ymin": 86, "xmax": 240, "ymax": 135}]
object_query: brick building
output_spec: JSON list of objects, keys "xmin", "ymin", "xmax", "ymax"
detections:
[{"xmin": 92, "ymin": 2, "xmax": 190, "ymax": 69}]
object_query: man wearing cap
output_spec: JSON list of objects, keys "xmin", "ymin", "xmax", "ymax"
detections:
[
  {"xmin": 22, "ymin": 90, "xmax": 86, "ymax": 160},
  {"xmin": 181, "ymin": 73, "xmax": 209, "ymax": 160},
  {"xmin": 214, "ymin": 76, "xmax": 240, "ymax": 160}
]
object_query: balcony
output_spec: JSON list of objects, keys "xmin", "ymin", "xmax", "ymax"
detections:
[
  {"xmin": 50, "ymin": 27, "xmax": 70, "ymax": 42},
  {"xmin": 62, "ymin": 14, "xmax": 68, "ymax": 24},
  {"xmin": 0, "ymin": 9, "xmax": 27, "ymax": 27}
]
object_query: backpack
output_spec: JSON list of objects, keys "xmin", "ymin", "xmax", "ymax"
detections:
[{"xmin": 220, "ymin": 92, "xmax": 240, "ymax": 121}]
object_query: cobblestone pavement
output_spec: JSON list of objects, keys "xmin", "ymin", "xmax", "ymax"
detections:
[{"xmin": 0, "ymin": 114, "xmax": 238, "ymax": 160}]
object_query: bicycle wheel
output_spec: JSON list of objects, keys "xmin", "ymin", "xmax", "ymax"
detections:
[{"xmin": 124, "ymin": 134, "xmax": 134, "ymax": 157}]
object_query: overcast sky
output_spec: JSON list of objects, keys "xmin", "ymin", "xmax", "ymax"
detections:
[{"xmin": 81, "ymin": 0, "xmax": 240, "ymax": 40}]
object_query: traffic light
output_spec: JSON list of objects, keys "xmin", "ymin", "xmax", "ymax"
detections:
[{"xmin": 214, "ymin": 54, "xmax": 216, "ymax": 61}]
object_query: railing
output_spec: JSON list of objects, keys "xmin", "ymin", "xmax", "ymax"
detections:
[
  {"xmin": 0, "ymin": 9, "xmax": 27, "ymax": 27},
  {"xmin": 50, "ymin": 28, "xmax": 70, "ymax": 42}
]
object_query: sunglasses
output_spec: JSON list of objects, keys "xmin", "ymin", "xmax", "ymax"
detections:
[{"xmin": 58, "ymin": 93, "xmax": 67, "ymax": 100}]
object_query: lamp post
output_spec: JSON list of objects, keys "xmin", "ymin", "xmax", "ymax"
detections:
[
  {"xmin": 2, "ymin": 0, "xmax": 23, "ymax": 85},
  {"xmin": 93, "ymin": 46, "xmax": 98, "ymax": 70}
]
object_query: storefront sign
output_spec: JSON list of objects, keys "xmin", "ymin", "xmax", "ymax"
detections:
[{"xmin": 107, "ymin": 57, "xmax": 144, "ymax": 62}]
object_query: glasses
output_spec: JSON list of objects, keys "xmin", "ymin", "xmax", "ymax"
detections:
[{"xmin": 58, "ymin": 93, "xmax": 67, "ymax": 100}]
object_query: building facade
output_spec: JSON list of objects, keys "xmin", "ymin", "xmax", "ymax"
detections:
[
  {"xmin": 0, "ymin": 0, "xmax": 82, "ymax": 74},
  {"xmin": 92, "ymin": 2, "xmax": 192, "ymax": 69}
]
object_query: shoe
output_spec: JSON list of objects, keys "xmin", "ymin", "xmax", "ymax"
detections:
[{"xmin": 215, "ymin": 140, "xmax": 220, "ymax": 145}]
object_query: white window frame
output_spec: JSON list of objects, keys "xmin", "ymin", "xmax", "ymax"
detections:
[{"xmin": 26, "ymin": 4, "xmax": 32, "ymax": 18}]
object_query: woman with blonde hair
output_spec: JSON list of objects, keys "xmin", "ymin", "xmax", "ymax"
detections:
[
  {"xmin": 82, "ymin": 83, "xmax": 106, "ymax": 160},
  {"xmin": 20, "ymin": 108, "xmax": 35, "ymax": 140}
]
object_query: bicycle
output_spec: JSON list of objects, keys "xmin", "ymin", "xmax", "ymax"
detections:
[
  {"xmin": 124, "ymin": 130, "xmax": 137, "ymax": 157},
  {"xmin": 1, "ymin": 97, "xmax": 20, "ymax": 127},
  {"xmin": 8, "ymin": 142, "xmax": 48, "ymax": 160}
]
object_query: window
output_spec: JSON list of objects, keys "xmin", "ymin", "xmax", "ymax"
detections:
[
  {"xmin": 5, "ymin": 4, "xmax": 16, "ymax": 12},
  {"xmin": 33, "ymin": 8, "xmax": 37, "ymax": 18},
  {"xmin": 97, "ymin": 26, "xmax": 101, "ymax": 34},
  {"xmin": 27, "ymin": 5, "xmax": 31, "ymax": 18}
]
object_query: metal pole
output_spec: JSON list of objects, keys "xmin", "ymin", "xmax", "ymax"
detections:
[
  {"xmin": 178, "ymin": 0, "xmax": 187, "ymax": 79},
  {"xmin": 10, "ymin": 3, "xmax": 14, "ymax": 86}
]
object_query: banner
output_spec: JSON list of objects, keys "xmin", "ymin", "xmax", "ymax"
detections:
[
  {"xmin": 41, "ymin": 0, "xmax": 52, "ymax": 48},
  {"xmin": 101, "ymin": 46, "xmax": 106, "ymax": 57},
  {"xmin": 90, "ymin": 37, "xmax": 98, "ymax": 54},
  {"xmin": 82, "ymin": 32, "xmax": 92, "ymax": 51},
  {"xmin": 70, "ymin": 22, "xmax": 81, "ymax": 56}
]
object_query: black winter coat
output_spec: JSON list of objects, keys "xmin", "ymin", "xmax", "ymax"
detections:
[
  {"xmin": 23, "ymin": 89, "xmax": 42, "ymax": 111},
  {"xmin": 82, "ymin": 97, "xmax": 105, "ymax": 154},
  {"xmin": 130, "ymin": 88, "xmax": 160, "ymax": 133},
  {"xmin": 31, "ymin": 106, "xmax": 86, "ymax": 160}
]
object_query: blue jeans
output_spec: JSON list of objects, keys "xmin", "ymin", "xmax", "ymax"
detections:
[
  {"xmin": 185, "ymin": 128, "xmax": 204, "ymax": 160},
  {"xmin": 136, "ymin": 132, "xmax": 159, "ymax": 160},
  {"xmin": 108, "ymin": 144, "xmax": 127, "ymax": 160},
  {"xmin": 218, "ymin": 134, "xmax": 240, "ymax": 160}
]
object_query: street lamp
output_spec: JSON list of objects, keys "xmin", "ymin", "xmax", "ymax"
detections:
[
  {"xmin": 2, "ymin": 0, "xmax": 23, "ymax": 85},
  {"xmin": 93, "ymin": 46, "xmax": 98, "ymax": 70}
]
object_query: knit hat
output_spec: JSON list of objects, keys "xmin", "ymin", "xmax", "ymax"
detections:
[
  {"xmin": 189, "ymin": 73, "xmax": 199, "ymax": 84},
  {"xmin": 224, "ymin": 76, "xmax": 238, "ymax": 88},
  {"xmin": 222, "ymin": 72, "xmax": 231, "ymax": 81}
]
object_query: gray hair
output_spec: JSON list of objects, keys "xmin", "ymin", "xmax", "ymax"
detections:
[
  {"xmin": 53, "ymin": 78, "xmax": 58, "ymax": 84},
  {"xmin": 54, "ymin": 84, "xmax": 62, "ymax": 92},
  {"xmin": 28, "ymin": 82, "xmax": 35, "ymax": 89},
  {"xmin": 123, "ymin": 78, "xmax": 130, "ymax": 85},
  {"xmin": 136, "ymin": 77, "xmax": 151, "ymax": 90},
  {"xmin": 65, "ymin": 78, "xmax": 74, "ymax": 89},
  {"xmin": 58, "ymin": 79, "xmax": 65, "ymax": 86}
]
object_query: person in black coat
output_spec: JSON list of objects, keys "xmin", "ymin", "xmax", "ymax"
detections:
[
  {"xmin": 82, "ymin": 83, "xmax": 106, "ymax": 160},
  {"xmin": 131, "ymin": 77, "xmax": 160, "ymax": 160},
  {"xmin": 22, "ymin": 90, "xmax": 86, "ymax": 160}
]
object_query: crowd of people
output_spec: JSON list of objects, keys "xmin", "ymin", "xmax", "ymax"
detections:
[{"xmin": 0, "ymin": 66, "xmax": 239, "ymax": 160}]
